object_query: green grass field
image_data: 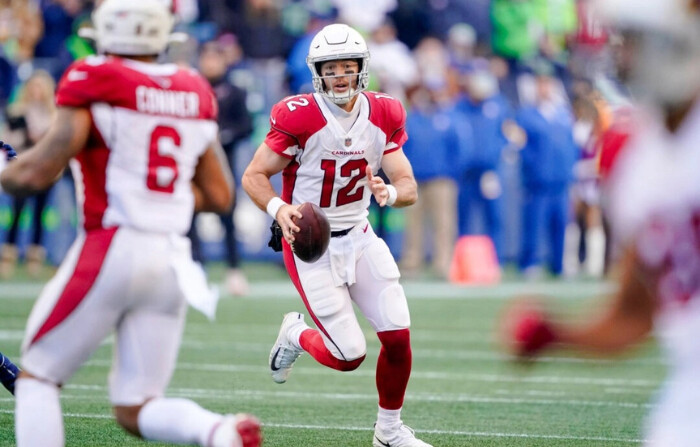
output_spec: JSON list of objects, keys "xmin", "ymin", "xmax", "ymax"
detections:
[{"xmin": 0, "ymin": 264, "xmax": 665, "ymax": 446}]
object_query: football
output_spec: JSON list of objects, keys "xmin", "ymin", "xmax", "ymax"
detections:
[{"xmin": 291, "ymin": 202, "xmax": 331, "ymax": 263}]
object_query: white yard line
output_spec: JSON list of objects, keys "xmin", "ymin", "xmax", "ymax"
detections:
[
  {"xmin": 50, "ymin": 382, "xmax": 652, "ymax": 409},
  {"xmin": 0, "ymin": 280, "xmax": 616, "ymax": 301},
  {"xmin": 80, "ymin": 359, "xmax": 661, "ymax": 388},
  {"xmin": 0, "ymin": 409, "xmax": 643, "ymax": 443}
]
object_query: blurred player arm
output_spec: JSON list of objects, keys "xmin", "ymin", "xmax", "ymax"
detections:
[
  {"xmin": 557, "ymin": 248, "xmax": 656, "ymax": 354},
  {"xmin": 369, "ymin": 148, "xmax": 417, "ymax": 208},
  {"xmin": 242, "ymin": 142, "xmax": 301, "ymax": 242},
  {"xmin": 503, "ymin": 248, "xmax": 656, "ymax": 358},
  {"xmin": 191, "ymin": 139, "xmax": 234, "ymax": 213},
  {"xmin": 0, "ymin": 107, "xmax": 90, "ymax": 196}
]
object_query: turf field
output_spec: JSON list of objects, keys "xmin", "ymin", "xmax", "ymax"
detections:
[{"xmin": 0, "ymin": 264, "xmax": 664, "ymax": 446}]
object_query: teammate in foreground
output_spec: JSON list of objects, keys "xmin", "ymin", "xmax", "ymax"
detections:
[
  {"xmin": 501, "ymin": 1, "xmax": 700, "ymax": 445},
  {"xmin": 242, "ymin": 23, "xmax": 432, "ymax": 447},
  {"xmin": 0, "ymin": 1, "xmax": 261, "ymax": 446}
]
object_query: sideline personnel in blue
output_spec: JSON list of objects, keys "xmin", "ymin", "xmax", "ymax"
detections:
[
  {"xmin": 516, "ymin": 63, "xmax": 579, "ymax": 276},
  {"xmin": 400, "ymin": 84, "xmax": 465, "ymax": 279},
  {"xmin": 456, "ymin": 63, "xmax": 513, "ymax": 262}
]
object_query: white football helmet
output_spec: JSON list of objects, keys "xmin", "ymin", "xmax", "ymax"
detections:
[
  {"xmin": 79, "ymin": 0, "xmax": 177, "ymax": 56},
  {"xmin": 594, "ymin": 0, "xmax": 700, "ymax": 106},
  {"xmin": 306, "ymin": 24, "xmax": 370, "ymax": 105}
]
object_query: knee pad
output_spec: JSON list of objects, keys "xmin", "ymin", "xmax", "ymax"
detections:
[
  {"xmin": 377, "ymin": 283, "xmax": 411, "ymax": 329},
  {"xmin": 302, "ymin": 269, "xmax": 344, "ymax": 318},
  {"xmin": 365, "ymin": 239, "xmax": 401, "ymax": 281},
  {"xmin": 323, "ymin": 313, "xmax": 367, "ymax": 361}
]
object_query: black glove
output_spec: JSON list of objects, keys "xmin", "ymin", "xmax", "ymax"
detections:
[
  {"xmin": 268, "ymin": 220, "xmax": 284, "ymax": 252},
  {"xmin": 0, "ymin": 141, "xmax": 17, "ymax": 161}
]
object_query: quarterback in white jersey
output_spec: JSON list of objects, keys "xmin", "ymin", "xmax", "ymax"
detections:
[
  {"xmin": 243, "ymin": 24, "xmax": 433, "ymax": 447},
  {"xmin": 0, "ymin": 1, "xmax": 261, "ymax": 446},
  {"xmin": 500, "ymin": 0, "xmax": 700, "ymax": 445}
]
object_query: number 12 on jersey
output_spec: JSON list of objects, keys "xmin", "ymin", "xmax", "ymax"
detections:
[{"xmin": 319, "ymin": 158, "xmax": 368, "ymax": 207}]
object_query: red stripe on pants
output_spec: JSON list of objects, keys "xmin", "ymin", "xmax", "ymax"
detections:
[
  {"xmin": 282, "ymin": 241, "xmax": 364, "ymax": 369},
  {"xmin": 30, "ymin": 227, "xmax": 118, "ymax": 346}
]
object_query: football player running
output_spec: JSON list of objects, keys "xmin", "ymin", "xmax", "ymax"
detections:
[
  {"xmin": 0, "ymin": 1, "xmax": 261, "ymax": 446},
  {"xmin": 501, "ymin": 0, "xmax": 700, "ymax": 445},
  {"xmin": 243, "ymin": 23, "xmax": 432, "ymax": 447}
]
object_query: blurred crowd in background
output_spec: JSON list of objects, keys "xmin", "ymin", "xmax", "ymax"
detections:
[{"xmin": 0, "ymin": 0, "xmax": 634, "ymax": 289}]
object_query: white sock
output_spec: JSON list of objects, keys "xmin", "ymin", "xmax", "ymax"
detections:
[
  {"xmin": 287, "ymin": 320, "xmax": 309, "ymax": 350},
  {"xmin": 138, "ymin": 397, "xmax": 223, "ymax": 446},
  {"xmin": 15, "ymin": 377, "xmax": 64, "ymax": 447},
  {"xmin": 377, "ymin": 406, "xmax": 402, "ymax": 431},
  {"xmin": 563, "ymin": 223, "xmax": 581, "ymax": 277},
  {"xmin": 585, "ymin": 225, "xmax": 606, "ymax": 277}
]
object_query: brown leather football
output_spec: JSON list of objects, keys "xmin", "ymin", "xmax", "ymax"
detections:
[{"xmin": 291, "ymin": 202, "xmax": 331, "ymax": 263}]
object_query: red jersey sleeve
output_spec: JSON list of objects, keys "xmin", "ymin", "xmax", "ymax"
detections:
[
  {"xmin": 264, "ymin": 94, "xmax": 326, "ymax": 159},
  {"xmin": 364, "ymin": 92, "xmax": 408, "ymax": 154},
  {"xmin": 56, "ymin": 57, "xmax": 118, "ymax": 108}
]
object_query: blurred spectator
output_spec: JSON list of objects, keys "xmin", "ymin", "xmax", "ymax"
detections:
[
  {"xmin": 490, "ymin": 0, "xmax": 538, "ymax": 64},
  {"xmin": 565, "ymin": 81, "xmax": 610, "ymax": 277},
  {"xmin": 216, "ymin": 33, "xmax": 244, "ymax": 70},
  {"xmin": 532, "ymin": 0, "xmax": 577, "ymax": 66},
  {"xmin": 229, "ymin": 1, "xmax": 293, "ymax": 113},
  {"xmin": 200, "ymin": 0, "xmax": 242, "ymax": 34},
  {"xmin": 516, "ymin": 61, "xmax": 579, "ymax": 277},
  {"xmin": 445, "ymin": 22, "xmax": 478, "ymax": 97},
  {"xmin": 331, "ymin": 0, "xmax": 396, "ymax": 32},
  {"xmin": 0, "ymin": 70, "xmax": 56, "ymax": 278},
  {"xmin": 52, "ymin": 9, "xmax": 95, "ymax": 77},
  {"xmin": 34, "ymin": 0, "xmax": 89, "ymax": 60},
  {"xmin": 368, "ymin": 18, "xmax": 418, "ymax": 103},
  {"xmin": 0, "ymin": 0, "xmax": 43, "ymax": 63},
  {"xmin": 191, "ymin": 40, "xmax": 254, "ymax": 295},
  {"xmin": 569, "ymin": 0, "xmax": 610, "ymax": 80},
  {"xmin": 413, "ymin": 36, "xmax": 450, "ymax": 95},
  {"xmin": 388, "ymin": 0, "xmax": 430, "ymax": 49},
  {"xmin": 456, "ymin": 62, "xmax": 513, "ymax": 263},
  {"xmin": 426, "ymin": 0, "xmax": 490, "ymax": 42},
  {"xmin": 234, "ymin": 0, "xmax": 293, "ymax": 60},
  {"xmin": 490, "ymin": 0, "xmax": 541, "ymax": 106},
  {"xmin": 446, "ymin": 23, "xmax": 477, "ymax": 71},
  {"xmin": 286, "ymin": 7, "xmax": 336, "ymax": 94},
  {"xmin": 0, "ymin": 50, "xmax": 16, "ymax": 108},
  {"xmin": 400, "ymin": 84, "xmax": 462, "ymax": 279}
]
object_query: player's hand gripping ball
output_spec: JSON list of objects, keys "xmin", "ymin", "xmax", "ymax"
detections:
[{"xmin": 291, "ymin": 202, "xmax": 330, "ymax": 263}]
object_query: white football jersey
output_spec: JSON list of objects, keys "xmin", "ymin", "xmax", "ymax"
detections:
[
  {"xmin": 56, "ymin": 55, "xmax": 218, "ymax": 235},
  {"xmin": 608, "ymin": 103, "xmax": 700, "ymax": 367},
  {"xmin": 264, "ymin": 92, "xmax": 408, "ymax": 231}
]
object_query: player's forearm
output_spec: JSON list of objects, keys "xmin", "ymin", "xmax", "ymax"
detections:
[
  {"xmin": 0, "ymin": 151, "xmax": 59, "ymax": 195},
  {"xmin": 191, "ymin": 182, "xmax": 233, "ymax": 213},
  {"xmin": 390, "ymin": 176, "xmax": 417, "ymax": 208},
  {"xmin": 2, "ymin": 108, "xmax": 88, "ymax": 196},
  {"xmin": 242, "ymin": 169, "xmax": 281, "ymax": 212},
  {"xmin": 557, "ymin": 311, "xmax": 652, "ymax": 355}
]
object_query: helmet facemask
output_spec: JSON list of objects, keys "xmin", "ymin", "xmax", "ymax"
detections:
[
  {"xmin": 310, "ymin": 58, "xmax": 369, "ymax": 105},
  {"xmin": 306, "ymin": 24, "xmax": 371, "ymax": 105}
]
